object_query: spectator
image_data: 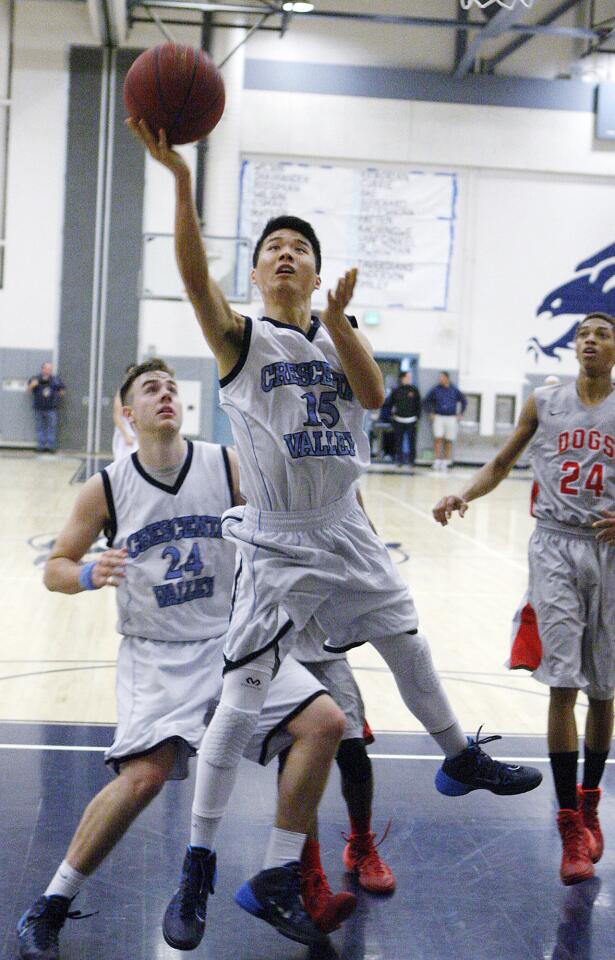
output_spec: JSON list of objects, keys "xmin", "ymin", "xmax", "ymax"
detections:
[
  {"xmin": 424, "ymin": 371, "xmax": 466, "ymax": 470},
  {"xmin": 388, "ymin": 371, "xmax": 421, "ymax": 471},
  {"xmin": 27, "ymin": 361, "xmax": 65, "ymax": 453}
]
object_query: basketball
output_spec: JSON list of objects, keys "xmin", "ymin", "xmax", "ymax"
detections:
[{"xmin": 124, "ymin": 43, "xmax": 225, "ymax": 145}]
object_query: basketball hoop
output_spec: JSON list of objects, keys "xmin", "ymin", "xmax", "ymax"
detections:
[{"xmin": 460, "ymin": 0, "xmax": 534, "ymax": 9}]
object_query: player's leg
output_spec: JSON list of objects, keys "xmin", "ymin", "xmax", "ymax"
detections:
[
  {"xmin": 338, "ymin": 738, "xmax": 396, "ymax": 894},
  {"xmin": 549, "ymin": 687, "xmax": 595, "ymax": 884},
  {"xmin": 17, "ymin": 744, "xmax": 176, "ymax": 960},
  {"xmin": 233, "ymin": 687, "xmax": 346, "ymax": 947},
  {"xmin": 578, "ymin": 695, "xmax": 613, "ymax": 865},
  {"xmin": 578, "ymin": 545, "xmax": 615, "ymax": 866},
  {"xmin": 163, "ymin": 646, "xmax": 276, "ymax": 950},
  {"xmin": 276, "ymin": 751, "xmax": 355, "ymax": 935},
  {"xmin": 370, "ymin": 632, "xmax": 542, "ymax": 796},
  {"xmin": 311, "ymin": 659, "xmax": 395, "ymax": 894}
]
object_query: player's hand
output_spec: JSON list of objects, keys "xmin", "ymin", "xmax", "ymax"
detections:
[
  {"xmin": 432, "ymin": 495, "xmax": 468, "ymax": 526},
  {"xmin": 125, "ymin": 119, "xmax": 189, "ymax": 177},
  {"xmin": 320, "ymin": 269, "xmax": 358, "ymax": 332},
  {"xmin": 593, "ymin": 510, "xmax": 615, "ymax": 544},
  {"xmin": 91, "ymin": 548, "xmax": 128, "ymax": 588}
]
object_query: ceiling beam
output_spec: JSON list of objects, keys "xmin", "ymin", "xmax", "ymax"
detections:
[
  {"xmin": 87, "ymin": 0, "xmax": 127, "ymax": 44},
  {"xmin": 483, "ymin": 0, "xmax": 584, "ymax": 73},
  {"xmin": 453, "ymin": 5, "xmax": 532, "ymax": 78}
]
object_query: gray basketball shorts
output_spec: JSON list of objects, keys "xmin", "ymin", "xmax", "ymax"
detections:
[
  {"xmin": 522, "ymin": 524, "xmax": 615, "ymax": 699},
  {"xmin": 105, "ymin": 635, "xmax": 326, "ymax": 779},
  {"xmin": 221, "ymin": 485, "xmax": 418, "ymax": 668}
]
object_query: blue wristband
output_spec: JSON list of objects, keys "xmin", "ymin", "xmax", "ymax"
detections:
[{"xmin": 78, "ymin": 561, "xmax": 98, "ymax": 591}]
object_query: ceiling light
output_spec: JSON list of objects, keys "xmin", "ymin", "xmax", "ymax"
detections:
[{"xmin": 282, "ymin": 2, "xmax": 315, "ymax": 12}]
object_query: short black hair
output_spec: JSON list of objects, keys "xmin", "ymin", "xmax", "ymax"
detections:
[
  {"xmin": 120, "ymin": 358, "xmax": 175, "ymax": 405},
  {"xmin": 252, "ymin": 216, "xmax": 321, "ymax": 273},
  {"xmin": 440, "ymin": 370, "xmax": 450, "ymax": 378},
  {"xmin": 581, "ymin": 312, "xmax": 615, "ymax": 327}
]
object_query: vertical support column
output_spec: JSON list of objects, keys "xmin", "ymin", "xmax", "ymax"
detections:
[{"xmin": 202, "ymin": 27, "xmax": 245, "ymax": 240}]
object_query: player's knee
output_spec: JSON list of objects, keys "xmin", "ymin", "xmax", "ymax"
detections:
[
  {"xmin": 120, "ymin": 760, "xmax": 167, "ymax": 805},
  {"xmin": 292, "ymin": 694, "xmax": 345, "ymax": 747},
  {"xmin": 336, "ymin": 737, "xmax": 372, "ymax": 785},
  {"xmin": 201, "ymin": 701, "xmax": 260, "ymax": 768}
]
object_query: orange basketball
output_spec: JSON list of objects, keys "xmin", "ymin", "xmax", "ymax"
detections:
[{"xmin": 124, "ymin": 43, "xmax": 225, "ymax": 145}]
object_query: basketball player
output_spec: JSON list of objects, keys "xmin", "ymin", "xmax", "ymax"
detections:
[
  {"xmin": 433, "ymin": 312, "xmax": 615, "ymax": 886},
  {"xmin": 17, "ymin": 359, "xmax": 348, "ymax": 959},
  {"xmin": 128, "ymin": 120, "xmax": 541, "ymax": 946}
]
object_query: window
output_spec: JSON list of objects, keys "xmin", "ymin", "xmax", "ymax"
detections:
[
  {"xmin": 495, "ymin": 394, "xmax": 516, "ymax": 434},
  {"xmin": 460, "ymin": 393, "xmax": 481, "ymax": 434}
]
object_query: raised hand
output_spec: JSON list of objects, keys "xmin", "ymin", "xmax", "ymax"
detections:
[
  {"xmin": 91, "ymin": 548, "xmax": 128, "ymax": 588},
  {"xmin": 320, "ymin": 268, "xmax": 358, "ymax": 332},
  {"xmin": 432, "ymin": 495, "xmax": 469, "ymax": 526},
  {"xmin": 593, "ymin": 510, "xmax": 615, "ymax": 544},
  {"xmin": 125, "ymin": 119, "xmax": 189, "ymax": 177}
]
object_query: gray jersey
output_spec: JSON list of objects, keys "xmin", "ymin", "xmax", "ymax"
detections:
[
  {"xmin": 530, "ymin": 382, "xmax": 615, "ymax": 528},
  {"xmin": 102, "ymin": 441, "xmax": 236, "ymax": 641},
  {"xmin": 219, "ymin": 315, "xmax": 371, "ymax": 511}
]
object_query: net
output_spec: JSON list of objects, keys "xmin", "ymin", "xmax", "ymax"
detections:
[{"xmin": 460, "ymin": 0, "xmax": 534, "ymax": 9}]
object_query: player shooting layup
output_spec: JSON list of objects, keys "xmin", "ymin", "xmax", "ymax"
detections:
[
  {"xmin": 434, "ymin": 312, "xmax": 615, "ymax": 887},
  {"xmin": 129, "ymin": 120, "xmax": 541, "ymax": 948}
]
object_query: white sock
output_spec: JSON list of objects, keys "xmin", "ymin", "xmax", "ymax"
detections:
[
  {"xmin": 190, "ymin": 811, "xmax": 221, "ymax": 851},
  {"xmin": 431, "ymin": 721, "xmax": 468, "ymax": 758},
  {"xmin": 262, "ymin": 827, "xmax": 307, "ymax": 870},
  {"xmin": 45, "ymin": 860, "xmax": 86, "ymax": 900}
]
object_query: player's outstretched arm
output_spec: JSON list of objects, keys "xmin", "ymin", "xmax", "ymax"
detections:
[
  {"xmin": 44, "ymin": 474, "xmax": 127, "ymax": 594},
  {"xmin": 320, "ymin": 269, "xmax": 385, "ymax": 410},
  {"xmin": 126, "ymin": 120, "xmax": 244, "ymax": 379},
  {"xmin": 433, "ymin": 394, "xmax": 539, "ymax": 526}
]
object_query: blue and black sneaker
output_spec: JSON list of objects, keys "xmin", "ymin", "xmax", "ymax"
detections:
[
  {"xmin": 162, "ymin": 846, "xmax": 217, "ymax": 950},
  {"xmin": 435, "ymin": 726, "xmax": 543, "ymax": 797},
  {"xmin": 17, "ymin": 895, "xmax": 91, "ymax": 960},
  {"xmin": 234, "ymin": 860, "xmax": 329, "ymax": 947}
]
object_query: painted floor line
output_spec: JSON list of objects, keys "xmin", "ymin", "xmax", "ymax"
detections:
[{"xmin": 377, "ymin": 489, "xmax": 529, "ymax": 573}]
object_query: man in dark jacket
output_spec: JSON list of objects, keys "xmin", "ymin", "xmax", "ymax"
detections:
[
  {"xmin": 389, "ymin": 371, "xmax": 421, "ymax": 470},
  {"xmin": 27, "ymin": 362, "xmax": 65, "ymax": 452}
]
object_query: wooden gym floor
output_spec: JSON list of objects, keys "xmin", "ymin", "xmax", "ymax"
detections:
[{"xmin": 0, "ymin": 449, "xmax": 612, "ymax": 960}]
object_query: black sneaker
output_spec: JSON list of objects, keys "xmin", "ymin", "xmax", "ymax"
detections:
[
  {"xmin": 17, "ymin": 895, "xmax": 89, "ymax": 960},
  {"xmin": 162, "ymin": 846, "xmax": 216, "ymax": 950},
  {"xmin": 234, "ymin": 860, "xmax": 329, "ymax": 947},
  {"xmin": 435, "ymin": 726, "xmax": 543, "ymax": 796}
]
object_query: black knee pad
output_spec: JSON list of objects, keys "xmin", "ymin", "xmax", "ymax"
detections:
[{"xmin": 336, "ymin": 737, "xmax": 372, "ymax": 784}]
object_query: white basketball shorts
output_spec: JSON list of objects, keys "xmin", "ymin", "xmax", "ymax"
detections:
[
  {"xmin": 105, "ymin": 635, "xmax": 326, "ymax": 779},
  {"xmin": 221, "ymin": 485, "xmax": 418, "ymax": 668}
]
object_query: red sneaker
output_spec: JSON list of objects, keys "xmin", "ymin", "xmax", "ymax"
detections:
[
  {"xmin": 556, "ymin": 809, "xmax": 595, "ymax": 886},
  {"xmin": 301, "ymin": 866, "xmax": 356, "ymax": 933},
  {"xmin": 578, "ymin": 785, "xmax": 604, "ymax": 863},
  {"xmin": 342, "ymin": 825, "xmax": 396, "ymax": 894}
]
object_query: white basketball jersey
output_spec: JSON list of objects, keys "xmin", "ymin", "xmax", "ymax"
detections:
[
  {"xmin": 530, "ymin": 382, "xmax": 615, "ymax": 527},
  {"xmin": 102, "ymin": 441, "xmax": 237, "ymax": 641},
  {"xmin": 219, "ymin": 315, "xmax": 371, "ymax": 511}
]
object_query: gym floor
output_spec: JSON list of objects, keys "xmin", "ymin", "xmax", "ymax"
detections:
[{"xmin": 0, "ymin": 450, "xmax": 612, "ymax": 960}]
